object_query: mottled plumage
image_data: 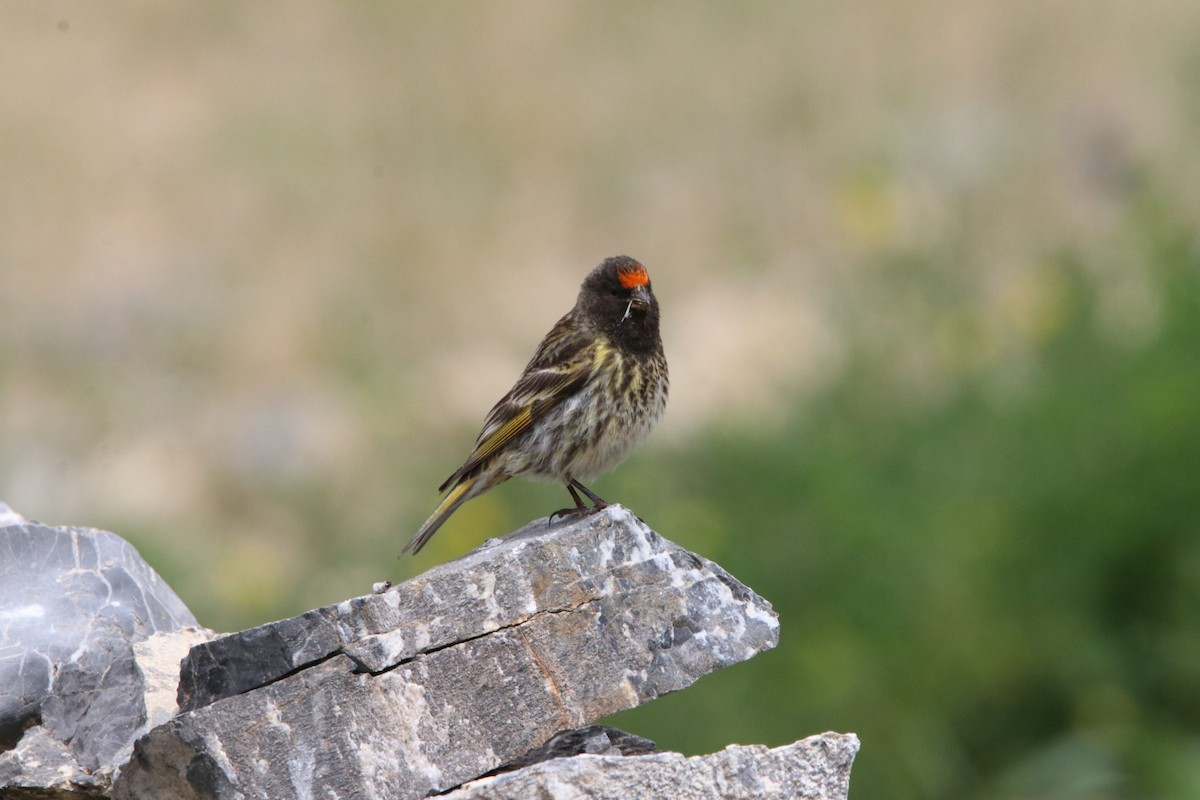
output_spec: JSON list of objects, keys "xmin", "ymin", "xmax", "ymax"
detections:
[{"xmin": 403, "ymin": 256, "xmax": 668, "ymax": 555}]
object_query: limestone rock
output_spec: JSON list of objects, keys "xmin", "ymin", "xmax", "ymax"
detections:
[
  {"xmin": 115, "ymin": 506, "xmax": 780, "ymax": 800},
  {"xmin": 493, "ymin": 725, "xmax": 659, "ymax": 774},
  {"xmin": 0, "ymin": 517, "xmax": 210, "ymax": 797},
  {"xmin": 0, "ymin": 501, "xmax": 25, "ymax": 527},
  {"xmin": 444, "ymin": 732, "xmax": 860, "ymax": 800}
]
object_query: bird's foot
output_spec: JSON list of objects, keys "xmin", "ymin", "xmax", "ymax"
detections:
[
  {"xmin": 549, "ymin": 507, "xmax": 585, "ymax": 525},
  {"xmin": 548, "ymin": 502, "xmax": 607, "ymax": 526}
]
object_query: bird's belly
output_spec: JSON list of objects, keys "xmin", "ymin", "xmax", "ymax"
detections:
[{"xmin": 531, "ymin": 375, "xmax": 666, "ymax": 482}]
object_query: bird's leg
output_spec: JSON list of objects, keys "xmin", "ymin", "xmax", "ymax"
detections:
[
  {"xmin": 549, "ymin": 478, "xmax": 607, "ymax": 524},
  {"xmin": 569, "ymin": 479, "xmax": 608, "ymax": 509},
  {"xmin": 566, "ymin": 482, "xmax": 589, "ymax": 510},
  {"xmin": 549, "ymin": 481, "xmax": 589, "ymax": 524}
]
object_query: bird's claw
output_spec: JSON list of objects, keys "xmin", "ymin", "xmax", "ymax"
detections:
[{"xmin": 548, "ymin": 503, "xmax": 607, "ymax": 526}]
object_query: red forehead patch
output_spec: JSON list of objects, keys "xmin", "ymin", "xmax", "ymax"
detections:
[{"xmin": 617, "ymin": 263, "xmax": 649, "ymax": 289}]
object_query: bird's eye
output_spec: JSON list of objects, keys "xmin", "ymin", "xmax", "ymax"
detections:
[{"xmin": 609, "ymin": 288, "xmax": 623, "ymax": 298}]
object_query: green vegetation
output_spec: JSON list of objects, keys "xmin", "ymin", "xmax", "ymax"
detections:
[{"xmin": 600, "ymin": 199, "xmax": 1200, "ymax": 799}]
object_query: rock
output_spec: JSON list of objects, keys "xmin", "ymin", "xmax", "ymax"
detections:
[
  {"xmin": 443, "ymin": 732, "xmax": 860, "ymax": 800},
  {"xmin": 2, "ymin": 505, "xmax": 855, "ymax": 799},
  {"xmin": 0, "ymin": 501, "xmax": 25, "ymax": 527},
  {"xmin": 0, "ymin": 517, "xmax": 211, "ymax": 797},
  {"xmin": 114, "ymin": 506, "xmax": 780, "ymax": 800},
  {"xmin": 492, "ymin": 725, "xmax": 659, "ymax": 774}
]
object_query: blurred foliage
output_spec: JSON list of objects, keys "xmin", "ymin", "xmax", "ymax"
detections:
[{"xmin": 599, "ymin": 196, "xmax": 1200, "ymax": 799}]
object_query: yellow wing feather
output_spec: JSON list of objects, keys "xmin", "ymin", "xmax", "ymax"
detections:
[{"xmin": 437, "ymin": 353, "xmax": 594, "ymax": 492}]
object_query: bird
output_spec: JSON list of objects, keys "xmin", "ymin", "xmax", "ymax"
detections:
[{"xmin": 403, "ymin": 255, "xmax": 668, "ymax": 555}]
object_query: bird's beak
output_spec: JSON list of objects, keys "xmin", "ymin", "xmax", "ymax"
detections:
[
  {"xmin": 630, "ymin": 284, "xmax": 651, "ymax": 309},
  {"xmin": 621, "ymin": 285, "xmax": 651, "ymax": 323}
]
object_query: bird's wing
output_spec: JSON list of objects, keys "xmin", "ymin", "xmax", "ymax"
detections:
[{"xmin": 438, "ymin": 339, "xmax": 594, "ymax": 492}]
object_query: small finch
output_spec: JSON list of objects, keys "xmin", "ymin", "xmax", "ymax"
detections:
[{"xmin": 403, "ymin": 255, "xmax": 669, "ymax": 555}]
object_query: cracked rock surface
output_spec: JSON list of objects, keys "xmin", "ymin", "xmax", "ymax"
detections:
[
  {"xmin": 115, "ymin": 505, "xmax": 781, "ymax": 800},
  {"xmin": 444, "ymin": 732, "xmax": 860, "ymax": 800},
  {"xmin": 0, "ymin": 516, "xmax": 211, "ymax": 797}
]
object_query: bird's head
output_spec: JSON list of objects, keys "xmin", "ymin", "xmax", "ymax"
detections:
[{"xmin": 577, "ymin": 256, "xmax": 660, "ymax": 347}]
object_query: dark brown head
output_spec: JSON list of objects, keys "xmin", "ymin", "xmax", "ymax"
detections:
[{"xmin": 576, "ymin": 256, "xmax": 662, "ymax": 353}]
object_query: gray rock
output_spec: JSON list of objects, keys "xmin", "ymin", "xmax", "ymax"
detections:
[
  {"xmin": 115, "ymin": 506, "xmax": 780, "ymax": 800},
  {"xmin": 0, "ymin": 518, "xmax": 210, "ymax": 797},
  {"xmin": 0, "ymin": 501, "xmax": 25, "ymax": 527},
  {"xmin": 443, "ymin": 732, "xmax": 860, "ymax": 800},
  {"xmin": 492, "ymin": 725, "xmax": 659, "ymax": 774}
]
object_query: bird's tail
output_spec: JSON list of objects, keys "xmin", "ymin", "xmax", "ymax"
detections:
[{"xmin": 402, "ymin": 475, "xmax": 479, "ymax": 556}]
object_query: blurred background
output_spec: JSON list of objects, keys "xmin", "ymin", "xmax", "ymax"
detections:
[{"xmin": 3, "ymin": 4, "xmax": 1199, "ymax": 798}]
